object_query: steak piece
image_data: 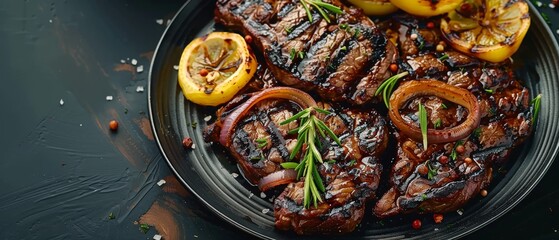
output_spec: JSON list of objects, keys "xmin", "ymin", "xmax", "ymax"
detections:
[
  {"xmin": 205, "ymin": 94, "xmax": 388, "ymax": 234},
  {"xmin": 215, "ymin": 0, "xmax": 398, "ymax": 105},
  {"xmin": 373, "ymin": 16, "xmax": 534, "ymax": 217}
]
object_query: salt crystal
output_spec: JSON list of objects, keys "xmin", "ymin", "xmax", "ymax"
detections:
[
  {"xmin": 49, "ymin": 19, "xmax": 52, "ymax": 23},
  {"xmin": 204, "ymin": 116, "xmax": 212, "ymax": 122},
  {"xmin": 59, "ymin": 99, "xmax": 64, "ymax": 106},
  {"xmin": 79, "ymin": 124, "xmax": 83, "ymax": 127},
  {"xmin": 120, "ymin": 59, "xmax": 125, "ymax": 63},
  {"xmin": 106, "ymin": 96, "xmax": 113, "ymax": 101},
  {"xmin": 231, "ymin": 173, "xmax": 239, "ymax": 178},
  {"xmin": 457, "ymin": 209, "xmax": 463, "ymax": 216},
  {"xmin": 173, "ymin": 65, "xmax": 179, "ymax": 70},
  {"xmin": 131, "ymin": 58, "xmax": 138, "ymax": 66},
  {"xmin": 248, "ymin": 193, "xmax": 254, "ymax": 199},
  {"xmin": 260, "ymin": 192, "xmax": 266, "ymax": 198},
  {"xmin": 153, "ymin": 234, "xmax": 162, "ymax": 240},
  {"xmin": 166, "ymin": 19, "xmax": 172, "ymax": 26},
  {"xmin": 136, "ymin": 65, "xmax": 144, "ymax": 73},
  {"xmin": 556, "ymin": 29, "xmax": 559, "ymax": 35},
  {"xmin": 136, "ymin": 86, "xmax": 145, "ymax": 93},
  {"xmin": 191, "ymin": 143, "xmax": 196, "ymax": 149},
  {"xmin": 155, "ymin": 19, "xmax": 164, "ymax": 25},
  {"xmin": 194, "ymin": 235, "xmax": 198, "ymax": 238},
  {"xmin": 157, "ymin": 179, "xmax": 166, "ymax": 186},
  {"xmin": 550, "ymin": 3, "xmax": 556, "ymax": 8},
  {"xmin": 261, "ymin": 208, "xmax": 270, "ymax": 214},
  {"xmin": 536, "ymin": 1, "xmax": 542, "ymax": 7},
  {"xmin": 434, "ymin": 228, "xmax": 439, "ymax": 231}
]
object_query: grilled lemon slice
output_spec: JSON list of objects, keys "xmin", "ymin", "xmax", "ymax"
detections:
[
  {"xmin": 178, "ymin": 32, "xmax": 257, "ymax": 106},
  {"xmin": 348, "ymin": 0, "xmax": 399, "ymax": 16},
  {"xmin": 389, "ymin": 0, "xmax": 463, "ymax": 17},
  {"xmin": 440, "ymin": 0, "xmax": 530, "ymax": 63}
]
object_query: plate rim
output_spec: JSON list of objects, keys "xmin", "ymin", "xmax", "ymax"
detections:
[{"xmin": 148, "ymin": 1, "xmax": 559, "ymax": 239}]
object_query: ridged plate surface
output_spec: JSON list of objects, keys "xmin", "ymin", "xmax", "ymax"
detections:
[{"xmin": 148, "ymin": 1, "xmax": 559, "ymax": 239}]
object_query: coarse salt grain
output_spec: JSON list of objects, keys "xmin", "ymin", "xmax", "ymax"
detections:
[
  {"xmin": 166, "ymin": 19, "xmax": 172, "ymax": 26},
  {"xmin": 131, "ymin": 58, "xmax": 138, "ymax": 66},
  {"xmin": 173, "ymin": 65, "xmax": 179, "ymax": 70},
  {"xmin": 191, "ymin": 143, "xmax": 196, "ymax": 149},
  {"xmin": 136, "ymin": 65, "xmax": 144, "ymax": 73},
  {"xmin": 262, "ymin": 208, "xmax": 270, "ymax": 214},
  {"xmin": 120, "ymin": 59, "xmax": 125, "ymax": 63},
  {"xmin": 550, "ymin": 3, "xmax": 556, "ymax": 8},
  {"xmin": 556, "ymin": 29, "xmax": 559, "ymax": 35},
  {"xmin": 204, "ymin": 116, "xmax": 212, "ymax": 122},
  {"xmin": 248, "ymin": 193, "xmax": 254, "ymax": 199},
  {"xmin": 231, "ymin": 173, "xmax": 239, "ymax": 178},
  {"xmin": 157, "ymin": 179, "xmax": 166, "ymax": 186},
  {"xmin": 59, "ymin": 99, "xmax": 64, "ymax": 106},
  {"xmin": 260, "ymin": 192, "xmax": 266, "ymax": 198},
  {"xmin": 49, "ymin": 19, "xmax": 52, "ymax": 23},
  {"xmin": 106, "ymin": 96, "xmax": 113, "ymax": 101},
  {"xmin": 136, "ymin": 86, "xmax": 145, "ymax": 93},
  {"xmin": 156, "ymin": 19, "xmax": 164, "ymax": 25},
  {"xmin": 457, "ymin": 209, "xmax": 463, "ymax": 215},
  {"xmin": 153, "ymin": 235, "xmax": 162, "ymax": 240}
]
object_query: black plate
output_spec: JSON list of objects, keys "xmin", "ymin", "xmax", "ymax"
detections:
[{"xmin": 148, "ymin": 1, "xmax": 559, "ymax": 239}]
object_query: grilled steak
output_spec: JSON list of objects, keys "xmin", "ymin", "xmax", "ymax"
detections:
[
  {"xmin": 215, "ymin": 0, "xmax": 398, "ymax": 105},
  {"xmin": 373, "ymin": 15, "xmax": 534, "ymax": 217},
  {"xmin": 205, "ymin": 94, "xmax": 388, "ymax": 234}
]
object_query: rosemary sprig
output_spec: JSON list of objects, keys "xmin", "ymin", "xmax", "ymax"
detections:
[
  {"xmin": 418, "ymin": 102, "xmax": 428, "ymax": 151},
  {"xmin": 427, "ymin": 162, "xmax": 438, "ymax": 180},
  {"xmin": 300, "ymin": 0, "xmax": 343, "ymax": 24},
  {"xmin": 280, "ymin": 107, "xmax": 341, "ymax": 208},
  {"xmin": 531, "ymin": 94, "xmax": 542, "ymax": 123},
  {"xmin": 375, "ymin": 71, "xmax": 409, "ymax": 108}
]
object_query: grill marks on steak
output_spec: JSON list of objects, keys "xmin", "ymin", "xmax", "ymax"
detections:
[
  {"xmin": 205, "ymin": 95, "xmax": 388, "ymax": 234},
  {"xmin": 215, "ymin": 0, "xmax": 397, "ymax": 105},
  {"xmin": 373, "ymin": 16, "xmax": 534, "ymax": 218}
]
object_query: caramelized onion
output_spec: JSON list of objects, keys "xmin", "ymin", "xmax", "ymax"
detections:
[
  {"xmin": 389, "ymin": 80, "xmax": 481, "ymax": 144},
  {"xmin": 258, "ymin": 169, "xmax": 298, "ymax": 191},
  {"xmin": 218, "ymin": 87, "xmax": 317, "ymax": 147}
]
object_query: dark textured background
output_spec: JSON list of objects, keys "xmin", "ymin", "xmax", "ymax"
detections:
[{"xmin": 0, "ymin": 0, "xmax": 558, "ymax": 239}]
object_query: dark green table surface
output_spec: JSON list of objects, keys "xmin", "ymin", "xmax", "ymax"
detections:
[{"xmin": 1, "ymin": 1, "xmax": 558, "ymax": 239}]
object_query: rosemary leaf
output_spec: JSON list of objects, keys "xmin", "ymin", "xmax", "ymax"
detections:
[
  {"xmin": 419, "ymin": 102, "xmax": 428, "ymax": 151},
  {"xmin": 531, "ymin": 94, "xmax": 542, "ymax": 123},
  {"xmin": 313, "ymin": 1, "xmax": 343, "ymax": 14},
  {"xmin": 281, "ymin": 162, "xmax": 299, "ymax": 169}
]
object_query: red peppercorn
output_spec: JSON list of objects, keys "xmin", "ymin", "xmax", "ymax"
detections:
[
  {"xmin": 417, "ymin": 164, "xmax": 429, "ymax": 176},
  {"xmin": 199, "ymin": 69, "xmax": 209, "ymax": 77},
  {"xmin": 464, "ymin": 157, "xmax": 473, "ymax": 164},
  {"xmin": 480, "ymin": 189, "xmax": 488, "ymax": 197},
  {"xmin": 182, "ymin": 137, "xmax": 193, "ymax": 149},
  {"xmin": 109, "ymin": 120, "xmax": 118, "ymax": 132},
  {"xmin": 389, "ymin": 63, "xmax": 398, "ymax": 73},
  {"xmin": 244, "ymin": 35, "xmax": 253, "ymax": 44},
  {"xmin": 439, "ymin": 155, "xmax": 449, "ymax": 164},
  {"xmin": 426, "ymin": 21, "xmax": 435, "ymax": 29},
  {"xmin": 412, "ymin": 219, "xmax": 422, "ymax": 229},
  {"xmin": 455, "ymin": 144, "xmax": 465, "ymax": 154},
  {"xmin": 433, "ymin": 214, "xmax": 443, "ymax": 224}
]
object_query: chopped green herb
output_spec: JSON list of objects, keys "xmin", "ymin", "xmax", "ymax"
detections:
[
  {"xmin": 108, "ymin": 212, "xmax": 115, "ymax": 220},
  {"xmin": 450, "ymin": 140, "xmax": 464, "ymax": 161},
  {"xmin": 427, "ymin": 163, "xmax": 438, "ymax": 180},
  {"xmin": 531, "ymin": 94, "xmax": 542, "ymax": 123},
  {"xmin": 340, "ymin": 46, "xmax": 347, "ymax": 51},
  {"xmin": 375, "ymin": 71, "xmax": 410, "ymax": 108},
  {"xmin": 434, "ymin": 118, "xmax": 442, "ymax": 129},
  {"xmin": 290, "ymin": 48, "xmax": 296, "ymax": 60},
  {"xmin": 471, "ymin": 127, "xmax": 482, "ymax": 138},
  {"xmin": 298, "ymin": 51, "xmax": 305, "ymax": 59},
  {"xmin": 191, "ymin": 122, "xmax": 197, "ymax": 129},
  {"xmin": 339, "ymin": 23, "xmax": 348, "ymax": 29},
  {"xmin": 541, "ymin": 12, "xmax": 551, "ymax": 24},
  {"xmin": 484, "ymin": 89, "xmax": 494, "ymax": 94},
  {"xmin": 438, "ymin": 54, "xmax": 449, "ymax": 61},
  {"xmin": 419, "ymin": 102, "xmax": 428, "ymax": 151},
  {"xmin": 441, "ymin": 103, "xmax": 448, "ymax": 109},
  {"xmin": 255, "ymin": 138, "xmax": 268, "ymax": 148},
  {"xmin": 421, "ymin": 193, "xmax": 428, "ymax": 201},
  {"xmin": 139, "ymin": 223, "xmax": 150, "ymax": 234},
  {"xmin": 353, "ymin": 28, "xmax": 361, "ymax": 37},
  {"xmin": 378, "ymin": 220, "xmax": 385, "ymax": 226},
  {"xmin": 327, "ymin": 159, "xmax": 336, "ymax": 164},
  {"xmin": 280, "ymin": 107, "xmax": 341, "ymax": 208},
  {"xmin": 348, "ymin": 159, "xmax": 357, "ymax": 166},
  {"xmin": 418, "ymin": 40, "xmax": 425, "ymax": 50},
  {"xmin": 285, "ymin": 26, "xmax": 293, "ymax": 34}
]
